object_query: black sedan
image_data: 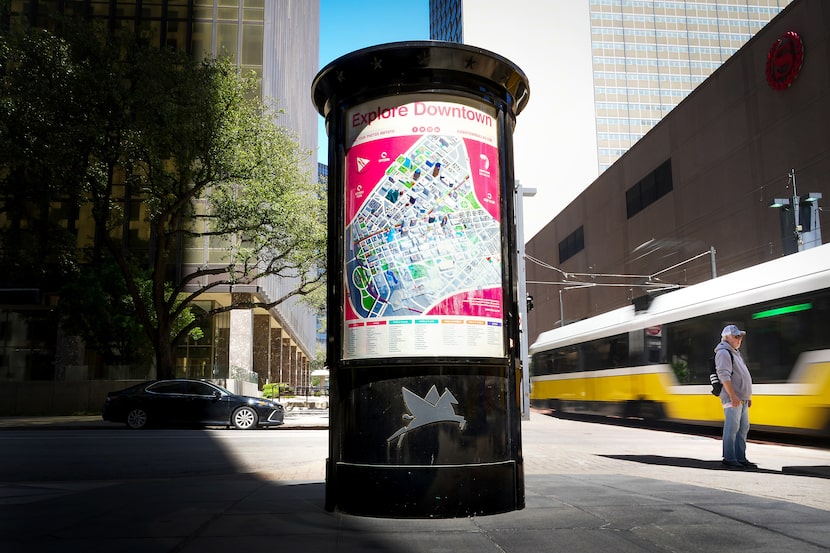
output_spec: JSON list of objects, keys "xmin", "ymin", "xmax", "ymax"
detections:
[{"xmin": 102, "ymin": 379, "xmax": 285, "ymax": 430}]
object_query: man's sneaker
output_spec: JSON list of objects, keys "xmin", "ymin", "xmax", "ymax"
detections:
[
  {"xmin": 722, "ymin": 459, "xmax": 744, "ymax": 468},
  {"xmin": 738, "ymin": 460, "xmax": 758, "ymax": 468}
]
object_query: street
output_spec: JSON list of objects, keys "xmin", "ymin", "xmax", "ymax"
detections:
[{"xmin": 0, "ymin": 428, "xmax": 327, "ymax": 483}]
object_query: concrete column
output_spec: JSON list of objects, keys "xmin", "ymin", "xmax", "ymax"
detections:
[
  {"xmin": 290, "ymin": 345, "xmax": 298, "ymax": 390},
  {"xmin": 270, "ymin": 328, "xmax": 283, "ymax": 384},
  {"xmin": 281, "ymin": 338, "xmax": 291, "ymax": 387},
  {"xmin": 229, "ymin": 293, "xmax": 253, "ymax": 375},
  {"xmin": 253, "ymin": 315, "xmax": 270, "ymax": 388}
]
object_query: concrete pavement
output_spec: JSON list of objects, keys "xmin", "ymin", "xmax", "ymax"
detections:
[{"xmin": 2, "ymin": 412, "xmax": 829, "ymax": 552}]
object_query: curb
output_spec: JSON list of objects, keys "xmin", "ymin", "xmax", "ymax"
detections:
[{"xmin": 0, "ymin": 416, "xmax": 329, "ymax": 431}]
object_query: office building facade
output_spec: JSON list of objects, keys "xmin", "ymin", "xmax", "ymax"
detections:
[{"xmin": 0, "ymin": 1, "xmax": 320, "ymax": 413}]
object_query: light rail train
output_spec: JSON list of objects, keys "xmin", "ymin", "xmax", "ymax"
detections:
[{"xmin": 529, "ymin": 244, "xmax": 830, "ymax": 438}]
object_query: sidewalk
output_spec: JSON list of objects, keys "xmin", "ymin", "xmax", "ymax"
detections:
[{"xmin": 1, "ymin": 412, "xmax": 829, "ymax": 552}]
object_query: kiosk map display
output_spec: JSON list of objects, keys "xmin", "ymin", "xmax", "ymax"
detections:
[{"xmin": 344, "ymin": 95, "xmax": 504, "ymax": 360}]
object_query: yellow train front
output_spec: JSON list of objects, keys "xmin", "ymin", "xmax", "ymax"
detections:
[{"xmin": 529, "ymin": 244, "xmax": 830, "ymax": 438}]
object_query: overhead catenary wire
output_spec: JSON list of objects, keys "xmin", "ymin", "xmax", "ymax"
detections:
[{"xmin": 524, "ymin": 249, "xmax": 714, "ymax": 288}]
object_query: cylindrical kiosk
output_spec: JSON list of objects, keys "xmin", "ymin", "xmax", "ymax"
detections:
[{"xmin": 311, "ymin": 41, "xmax": 530, "ymax": 518}]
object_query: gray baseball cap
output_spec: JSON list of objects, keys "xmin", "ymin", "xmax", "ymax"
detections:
[{"xmin": 721, "ymin": 324, "xmax": 746, "ymax": 337}]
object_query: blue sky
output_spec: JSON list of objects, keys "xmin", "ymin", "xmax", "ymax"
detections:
[{"xmin": 317, "ymin": 0, "xmax": 430, "ymax": 162}]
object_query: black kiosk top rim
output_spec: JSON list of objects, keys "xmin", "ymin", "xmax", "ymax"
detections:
[{"xmin": 311, "ymin": 40, "xmax": 530, "ymax": 120}]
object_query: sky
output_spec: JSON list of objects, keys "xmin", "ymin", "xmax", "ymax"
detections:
[
  {"xmin": 314, "ymin": 1, "xmax": 599, "ymax": 240},
  {"xmin": 317, "ymin": 0, "xmax": 430, "ymax": 163}
]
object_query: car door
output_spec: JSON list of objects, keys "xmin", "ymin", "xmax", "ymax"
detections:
[
  {"xmin": 145, "ymin": 381, "xmax": 190, "ymax": 425},
  {"xmin": 186, "ymin": 381, "xmax": 231, "ymax": 425}
]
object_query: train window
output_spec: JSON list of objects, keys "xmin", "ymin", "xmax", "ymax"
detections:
[
  {"xmin": 611, "ymin": 335, "xmax": 630, "ymax": 367},
  {"xmin": 580, "ymin": 340, "xmax": 603, "ymax": 371},
  {"xmin": 557, "ymin": 348, "xmax": 578, "ymax": 374},
  {"xmin": 746, "ymin": 290, "xmax": 830, "ymax": 382},
  {"xmin": 580, "ymin": 333, "xmax": 629, "ymax": 371},
  {"xmin": 664, "ymin": 289, "xmax": 830, "ymax": 385},
  {"xmin": 530, "ymin": 346, "xmax": 577, "ymax": 376},
  {"xmin": 665, "ymin": 319, "xmax": 712, "ymax": 385}
]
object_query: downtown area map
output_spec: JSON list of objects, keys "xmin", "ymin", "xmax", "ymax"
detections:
[{"xmin": 343, "ymin": 98, "xmax": 505, "ymax": 359}]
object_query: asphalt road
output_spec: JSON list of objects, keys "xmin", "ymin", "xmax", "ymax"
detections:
[{"xmin": 0, "ymin": 428, "xmax": 327, "ymax": 482}]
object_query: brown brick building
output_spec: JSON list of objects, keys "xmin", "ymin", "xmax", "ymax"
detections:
[{"xmin": 525, "ymin": 0, "xmax": 829, "ymax": 342}]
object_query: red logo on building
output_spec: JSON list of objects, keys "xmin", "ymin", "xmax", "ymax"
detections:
[{"xmin": 765, "ymin": 31, "xmax": 804, "ymax": 90}]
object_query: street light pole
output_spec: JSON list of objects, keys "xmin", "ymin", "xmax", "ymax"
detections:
[
  {"xmin": 515, "ymin": 180, "xmax": 536, "ymax": 421},
  {"xmin": 789, "ymin": 169, "xmax": 803, "ymax": 250}
]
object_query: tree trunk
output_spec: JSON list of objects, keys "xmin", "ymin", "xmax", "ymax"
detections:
[{"xmin": 154, "ymin": 329, "xmax": 176, "ymax": 380}]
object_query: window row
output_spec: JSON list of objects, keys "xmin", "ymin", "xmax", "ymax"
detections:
[
  {"xmin": 592, "ymin": 29, "xmax": 759, "ymax": 43},
  {"xmin": 597, "ymin": 101, "xmax": 689, "ymax": 112},
  {"xmin": 593, "ymin": 56, "xmax": 728, "ymax": 70},
  {"xmin": 589, "ymin": 0, "xmax": 789, "ymax": 14},
  {"xmin": 592, "ymin": 42, "xmax": 743, "ymax": 57},
  {"xmin": 590, "ymin": 8, "xmax": 787, "ymax": 26},
  {"xmin": 596, "ymin": 87, "xmax": 693, "ymax": 99},
  {"xmin": 594, "ymin": 71, "xmax": 710, "ymax": 84}
]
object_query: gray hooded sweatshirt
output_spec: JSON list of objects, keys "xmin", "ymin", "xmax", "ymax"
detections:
[{"xmin": 714, "ymin": 340, "xmax": 752, "ymax": 404}]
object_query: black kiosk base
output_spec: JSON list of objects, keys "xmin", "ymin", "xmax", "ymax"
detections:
[{"xmin": 330, "ymin": 461, "xmax": 520, "ymax": 518}]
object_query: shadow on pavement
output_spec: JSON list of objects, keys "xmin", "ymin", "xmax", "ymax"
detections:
[
  {"xmin": 0, "ymin": 428, "xmax": 421, "ymax": 552},
  {"xmin": 600, "ymin": 454, "xmax": 830, "ymax": 479},
  {"xmin": 542, "ymin": 410, "xmax": 830, "ymax": 449}
]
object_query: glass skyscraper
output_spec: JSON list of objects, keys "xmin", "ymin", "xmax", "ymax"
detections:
[{"xmin": 588, "ymin": 0, "xmax": 792, "ymax": 172}]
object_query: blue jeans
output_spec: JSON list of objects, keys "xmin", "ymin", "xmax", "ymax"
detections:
[{"xmin": 722, "ymin": 401, "xmax": 750, "ymax": 462}]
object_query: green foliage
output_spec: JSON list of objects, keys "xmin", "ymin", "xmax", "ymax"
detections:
[
  {"xmin": 134, "ymin": 278, "xmax": 205, "ymax": 343},
  {"xmin": 1, "ymin": 15, "xmax": 326, "ymax": 379},
  {"xmin": 56, "ymin": 261, "xmax": 202, "ymax": 366},
  {"xmin": 671, "ymin": 356, "xmax": 690, "ymax": 384},
  {"xmin": 56, "ymin": 261, "xmax": 153, "ymax": 366},
  {"xmin": 309, "ymin": 345, "xmax": 327, "ymax": 374},
  {"xmin": 262, "ymin": 382, "xmax": 293, "ymax": 399},
  {"xmin": 0, "ymin": 21, "xmax": 102, "ymax": 284}
]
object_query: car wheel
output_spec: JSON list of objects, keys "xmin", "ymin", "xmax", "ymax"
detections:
[
  {"xmin": 232, "ymin": 406, "xmax": 258, "ymax": 430},
  {"xmin": 126, "ymin": 408, "xmax": 149, "ymax": 429}
]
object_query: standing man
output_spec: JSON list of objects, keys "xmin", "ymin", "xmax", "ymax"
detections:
[{"xmin": 715, "ymin": 324, "xmax": 756, "ymax": 469}]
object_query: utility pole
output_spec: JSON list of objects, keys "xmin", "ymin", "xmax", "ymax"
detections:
[{"xmin": 515, "ymin": 180, "xmax": 536, "ymax": 421}]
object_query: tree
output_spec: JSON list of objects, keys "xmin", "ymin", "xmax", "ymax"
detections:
[
  {"xmin": 0, "ymin": 20, "xmax": 104, "ymax": 287},
  {"xmin": 115, "ymin": 45, "xmax": 326, "ymax": 379},
  {"xmin": 0, "ymin": 17, "xmax": 326, "ymax": 379}
]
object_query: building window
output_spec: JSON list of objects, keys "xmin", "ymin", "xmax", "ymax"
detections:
[
  {"xmin": 559, "ymin": 226, "xmax": 584, "ymax": 264},
  {"xmin": 626, "ymin": 159, "xmax": 672, "ymax": 218}
]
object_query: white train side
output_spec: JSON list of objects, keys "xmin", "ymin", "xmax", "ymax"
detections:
[{"xmin": 529, "ymin": 244, "xmax": 830, "ymax": 436}]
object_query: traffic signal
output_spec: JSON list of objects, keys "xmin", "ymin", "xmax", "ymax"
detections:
[{"xmin": 526, "ymin": 294, "xmax": 534, "ymax": 312}]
